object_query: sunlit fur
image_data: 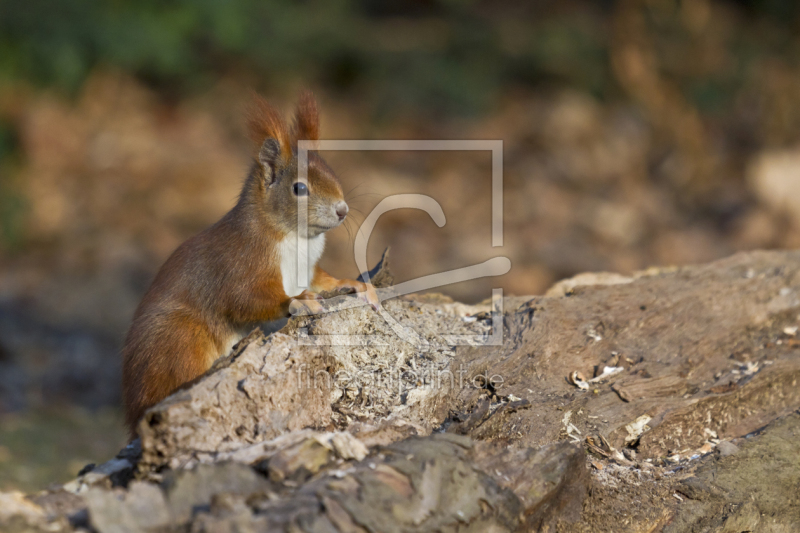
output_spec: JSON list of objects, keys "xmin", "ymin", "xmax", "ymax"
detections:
[{"xmin": 121, "ymin": 91, "xmax": 373, "ymax": 436}]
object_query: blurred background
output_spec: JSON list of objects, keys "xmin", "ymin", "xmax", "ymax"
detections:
[{"xmin": 3, "ymin": 0, "xmax": 800, "ymax": 491}]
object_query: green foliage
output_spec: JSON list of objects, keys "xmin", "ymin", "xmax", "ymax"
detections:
[
  {"xmin": 0, "ymin": 0, "xmax": 610, "ymax": 114},
  {"xmin": 2, "ymin": 1, "xmax": 800, "ymax": 113}
]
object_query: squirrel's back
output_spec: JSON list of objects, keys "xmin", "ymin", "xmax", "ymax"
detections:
[
  {"xmin": 121, "ymin": 90, "xmax": 374, "ymax": 436},
  {"xmin": 121, "ymin": 207, "xmax": 278, "ymax": 432}
]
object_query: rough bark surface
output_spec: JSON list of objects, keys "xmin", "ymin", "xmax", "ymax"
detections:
[{"xmin": 4, "ymin": 250, "xmax": 800, "ymax": 532}]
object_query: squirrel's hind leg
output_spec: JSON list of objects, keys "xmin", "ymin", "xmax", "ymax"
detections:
[{"xmin": 123, "ymin": 315, "xmax": 219, "ymax": 436}]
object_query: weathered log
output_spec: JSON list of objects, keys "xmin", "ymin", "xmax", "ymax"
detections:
[
  {"xmin": 6, "ymin": 250, "xmax": 800, "ymax": 532},
  {"xmin": 451, "ymin": 251, "xmax": 800, "ymax": 461}
]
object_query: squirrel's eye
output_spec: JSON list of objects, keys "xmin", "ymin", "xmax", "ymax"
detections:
[{"xmin": 292, "ymin": 182, "xmax": 308, "ymax": 196}]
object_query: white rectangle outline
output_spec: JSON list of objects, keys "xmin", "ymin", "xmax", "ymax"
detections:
[{"xmin": 297, "ymin": 139, "xmax": 504, "ymax": 346}]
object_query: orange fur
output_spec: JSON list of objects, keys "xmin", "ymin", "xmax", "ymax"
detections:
[
  {"xmin": 122, "ymin": 91, "xmax": 375, "ymax": 436},
  {"xmin": 122, "ymin": 213, "xmax": 293, "ymax": 433},
  {"xmin": 311, "ymin": 266, "xmax": 369, "ymax": 294},
  {"xmin": 292, "ymin": 89, "xmax": 320, "ymax": 143},
  {"xmin": 247, "ymin": 93, "xmax": 292, "ymax": 159}
]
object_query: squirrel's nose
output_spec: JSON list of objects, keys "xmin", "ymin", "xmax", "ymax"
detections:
[{"xmin": 335, "ymin": 201, "xmax": 349, "ymax": 220}]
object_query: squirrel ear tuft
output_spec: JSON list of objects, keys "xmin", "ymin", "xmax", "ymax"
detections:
[
  {"xmin": 292, "ymin": 90, "xmax": 320, "ymax": 144},
  {"xmin": 247, "ymin": 93, "xmax": 291, "ymax": 163}
]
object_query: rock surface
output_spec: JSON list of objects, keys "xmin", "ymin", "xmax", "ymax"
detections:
[{"xmin": 3, "ymin": 250, "xmax": 800, "ymax": 532}]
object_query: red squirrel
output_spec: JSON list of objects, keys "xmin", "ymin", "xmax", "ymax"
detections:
[{"xmin": 122, "ymin": 91, "xmax": 378, "ymax": 435}]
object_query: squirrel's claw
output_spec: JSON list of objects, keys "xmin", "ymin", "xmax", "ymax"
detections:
[
  {"xmin": 290, "ymin": 285, "xmax": 379, "ymax": 316},
  {"xmin": 337, "ymin": 280, "xmax": 380, "ymax": 311},
  {"xmin": 289, "ymin": 291, "xmax": 325, "ymax": 316}
]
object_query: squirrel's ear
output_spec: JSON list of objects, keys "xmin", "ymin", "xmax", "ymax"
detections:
[
  {"xmin": 247, "ymin": 93, "xmax": 291, "ymax": 164},
  {"xmin": 258, "ymin": 138, "xmax": 282, "ymax": 186},
  {"xmin": 292, "ymin": 90, "xmax": 320, "ymax": 144}
]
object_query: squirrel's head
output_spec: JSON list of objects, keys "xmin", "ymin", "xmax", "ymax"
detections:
[{"xmin": 246, "ymin": 91, "xmax": 346, "ymax": 237}]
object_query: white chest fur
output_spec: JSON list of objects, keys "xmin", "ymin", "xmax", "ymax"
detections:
[{"xmin": 277, "ymin": 233, "xmax": 326, "ymax": 297}]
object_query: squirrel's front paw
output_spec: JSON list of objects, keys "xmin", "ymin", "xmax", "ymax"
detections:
[
  {"xmin": 337, "ymin": 281, "xmax": 380, "ymax": 311},
  {"xmin": 289, "ymin": 291, "xmax": 325, "ymax": 316}
]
